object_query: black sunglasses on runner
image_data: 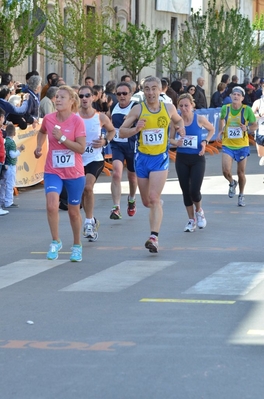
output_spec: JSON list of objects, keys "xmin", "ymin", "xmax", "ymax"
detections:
[
  {"xmin": 79, "ymin": 93, "xmax": 92, "ymax": 99},
  {"xmin": 116, "ymin": 92, "xmax": 129, "ymax": 96}
]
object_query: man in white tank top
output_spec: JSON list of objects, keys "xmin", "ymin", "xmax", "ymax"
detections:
[{"xmin": 78, "ymin": 85, "xmax": 115, "ymax": 241}]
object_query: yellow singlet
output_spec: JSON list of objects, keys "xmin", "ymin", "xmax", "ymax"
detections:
[{"xmin": 138, "ymin": 101, "xmax": 171, "ymax": 155}]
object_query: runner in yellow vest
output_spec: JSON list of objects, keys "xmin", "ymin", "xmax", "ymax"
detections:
[
  {"xmin": 218, "ymin": 86, "xmax": 257, "ymax": 207},
  {"xmin": 119, "ymin": 76, "xmax": 185, "ymax": 253}
]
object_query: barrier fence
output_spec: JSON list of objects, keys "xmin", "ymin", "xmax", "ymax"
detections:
[{"xmin": 14, "ymin": 124, "xmax": 48, "ymax": 188}]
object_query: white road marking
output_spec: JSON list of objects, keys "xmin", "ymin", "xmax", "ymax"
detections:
[
  {"xmin": 60, "ymin": 260, "xmax": 176, "ymax": 292},
  {"xmin": 185, "ymin": 262, "xmax": 264, "ymax": 296},
  {"xmin": 0, "ymin": 259, "xmax": 68, "ymax": 290}
]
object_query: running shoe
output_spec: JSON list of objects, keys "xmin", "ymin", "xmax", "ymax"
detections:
[
  {"xmin": 145, "ymin": 236, "xmax": 159, "ymax": 253},
  {"xmin": 70, "ymin": 245, "xmax": 82, "ymax": 262},
  {"xmin": 47, "ymin": 240, "xmax": 62, "ymax": 260},
  {"xmin": 228, "ymin": 180, "xmax": 237, "ymax": 198},
  {"xmin": 195, "ymin": 209, "xmax": 207, "ymax": 229},
  {"xmin": 0, "ymin": 208, "xmax": 9, "ymax": 216},
  {"xmin": 127, "ymin": 197, "xmax": 136, "ymax": 217},
  {"xmin": 259, "ymin": 156, "xmax": 264, "ymax": 166},
  {"xmin": 184, "ymin": 219, "xmax": 196, "ymax": 233},
  {"xmin": 83, "ymin": 218, "xmax": 100, "ymax": 241},
  {"xmin": 110, "ymin": 206, "xmax": 122, "ymax": 220},
  {"xmin": 238, "ymin": 195, "xmax": 245, "ymax": 207}
]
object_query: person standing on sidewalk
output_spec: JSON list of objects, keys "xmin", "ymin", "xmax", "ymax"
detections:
[
  {"xmin": 170, "ymin": 93, "xmax": 214, "ymax": 232},
  {"xmin": 0, "ymin": 107, "xmax": 9, "ymax": 216},
  {"xmin": 109, "ymin": 82, "xmax": 138, "ymax": 220},
  {"xmin": 34, "ymin": 86, "xmax": 86, "ymax": 262},
  {"xmin": 0, "ymin": 123, "xmax": 25, "ymax": 209},
  {"xmin": 218, "ymin": 86, "xmax": 257, "ymax": 207},
  {"xmin": 119, "ymin": 76, "xmax": 185, "ymax": 253},
  {"xmin": 77, "ymin": 85, "xmax": 115, "ymax": 241}
]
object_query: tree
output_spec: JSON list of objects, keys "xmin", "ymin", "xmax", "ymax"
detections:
[
  {"xmin": 0, "ymin": 0, "xmax": 46, "ymax": 73},
  {"xmin": 39, "ymin": 0, "xmax": 112, "ymax": 85},
  {"xmin": 162, "ymin": 29, "xmax": 196, "ymax": 81},
  {"xmin": 185, "ymin": 0, "xmax": 252, "ymax": 95},
  {"xmin": 104, "ymin": 22, "xmax": 171, "ymax": 82},
  {"xmin": 236, "ymin": 38, "xmax": 263, "ymax": 77}
]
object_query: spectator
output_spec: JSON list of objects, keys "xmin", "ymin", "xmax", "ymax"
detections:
[
  {"xmin": 105, "ymin": 80, "xmax": 118, "ymax": 112},
  {"xmin": 40, "ymin": 72, "xmax": 58, "ymax": 100},
  {"xmin": 39, "ymin": 86, "xmax": 58, "ymax": 117},
  {"xmin": 210, "ymin": 82, "xmax": 226, "ymax": 108},
  {"xmin": 193, "ymin": 77, "xmax": 208, "ymax": 109},
  {"xmin": 181, "ymin": 78, "xmax": 188, "ymax": 92},
  {"xmin": 84, "ymin": 76, "xmax": 94, "ymax": 87},
  {"xmin": 121, "ymin": 75, "xmax": 131, "ymax": 82},
  {"xmin": 243, "ymin": 84, "xmax": 255, "ymax": 106},
  {"xmin": 23, "ymin": 75, "xmax": 42, "ymax": 126},
  {"xmin": 92, "ymin": 85, "xmax": 108, "ymax": 113},
  {"xmin": 0, "ymin": 107, "xmax": 9, "ymax": 215},
  {"xmin": 159, "ymin": 79, "xmax": 173, "ymax": 103},
  {"xmin": 221, "ymin": 74, "xmax": 230, "ymax": 85},
  {"xmin": 0, "ymin": 85, "xmax": 29, "ymax": 121},
  {"xmin": 0, "ymin": 122, "xmax": 25, "ymax": 208},
  {"xmin": 171, "ymin": 80, "xmax": 184, "ymax": 96},
  {"xmin": 226, "ymin": 75, "xmax": 239, "ymax": 96},
  {"xmin": 7, "ymin": 95, "xmax": 27, "ymax": 129}
]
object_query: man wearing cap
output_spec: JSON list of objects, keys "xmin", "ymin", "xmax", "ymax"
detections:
[
  {"xmin": 243, "ymin": 84, "xmax": 255, "ymax": 106},
  {"xmin": 218, "ymin": 86, "xmax": 257, "ymax": 207}
]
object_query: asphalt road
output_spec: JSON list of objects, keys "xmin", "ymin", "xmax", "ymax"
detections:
[{"xmin": 1, "ymin": 144, "xmax": 264, "ymax": 399}]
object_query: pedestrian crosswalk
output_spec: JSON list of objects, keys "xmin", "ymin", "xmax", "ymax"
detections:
[
  {"xmin": 2, "ymin": 260, "xmax": 264, "ymax": 299},
  {"xmin": 0, "ymin": 259, "xmax": 68, "ymax": 290}
]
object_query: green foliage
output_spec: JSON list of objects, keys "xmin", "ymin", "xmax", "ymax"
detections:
[
  {"xmin": 162, "ymin": 29, "xmax": 196, "ymax": 80},
  {"xmin": 0, "ymin": 0, "xmax": 45, "ymax": 73},
  {"xmin": 39, "ymin": 0, "xmax": 112, "ymax": 84},
  {"xmin": 185, "ymin": 0, "xmax": 253, "ymax": 94},
  {"xmin": 104, "ymin": 22, "xmax": 171, "ymax": 81}
]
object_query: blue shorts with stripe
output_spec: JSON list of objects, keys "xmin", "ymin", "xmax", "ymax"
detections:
[
  {"xmin": 134, "ymin": 151, "xmax": 169, "ymax": 178},
  {"xmin": 44, "ymin": 173, "xmax": 85, "ymax": 205},
  {"xmin": 222, "ymin": 146, "xmax": 250, "ymax": 162}
]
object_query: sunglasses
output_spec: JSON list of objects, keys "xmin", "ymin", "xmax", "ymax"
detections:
[
  {"xmin": 79, "ymin": 93, "xmax": 92, "ymax": 99},
  {"xmin": 116, "ymin": 92, "xmax": 129, "ymax": 96}
]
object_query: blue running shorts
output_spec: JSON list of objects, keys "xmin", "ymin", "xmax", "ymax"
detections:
[
  {"xmin": 44, "ymin": 173, "xmax": 85, "ymax": 205},
  {"xmin": 135, "ymin": 152, "xmax": 169, "ymax": 178},
  {"xmin": 222, "ymin": 146, "xmax": 250, "ymax": 162}
]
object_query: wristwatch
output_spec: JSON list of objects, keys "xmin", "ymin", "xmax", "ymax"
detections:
[
  {"xmin": 202, "ymin": 139, "xmax": 208, "ymax": 145},
  {"xmin": 58, "ymin": 135, "xmax": 67, "ymax": 144}
]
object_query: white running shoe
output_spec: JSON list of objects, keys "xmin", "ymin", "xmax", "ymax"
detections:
[
  {"xmin": 238, "ymin": 195, "xmax": 245, "ymax": 207},
  {"xmin": 83, "ymin": 218, "xmax": 99, "ymax": 241},
  {"xmin": 195, "ymin": 209, "xmax": 207, "ymax": 229},
  {"xmin": 259, "ymin": 157, "xmax": 264, "ymax": 166},
  {"xmin": 228, "ymin": 180, "xmax": 237, "ymax": 198},
  {"xmin": 0, "ymin": 208, "xmax": 9, "ymax": 216},
  {"xmin": 184, "ymin": 219, "xmax": 196, "ymax": 233}
]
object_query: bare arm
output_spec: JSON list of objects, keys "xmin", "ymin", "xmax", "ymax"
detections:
[
  {"xmin": 91, "ymin": 113, "xmax": 116, "ymax": 149},
  {"xmin": 197, "ymin": 115, "xmax": 215, "ymax": 142},
  {"xmin": 166, "ymin": 103, "xmax": 186, "ymax": 137},
  {"xmin": 34, "ymin": 128, "xmax": 47, "ymax": 158},
  {"xmin": 119, "ymin": 104, "xmax": 142, "ymax": 138},
  {"xmin": 218, "ymin": 118, "xmax": 225, "ymax": 140}
]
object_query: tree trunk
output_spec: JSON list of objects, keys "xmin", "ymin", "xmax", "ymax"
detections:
[{"xmin": 210, "ymin": 74, "xmax": 217, "ymax": 98}]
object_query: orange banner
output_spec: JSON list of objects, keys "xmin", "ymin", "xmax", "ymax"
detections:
[{"xmin": 14, "ymin": 123, "xmax": 48, "ymax": 187}]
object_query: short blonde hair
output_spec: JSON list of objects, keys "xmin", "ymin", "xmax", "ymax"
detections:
[
  {"xmin": 177, "ymin": 93, "xmax": 195, "ymax": 107},
  {"xmin": 57, "ymin": 85, "xmax": 80, "ymax": 113}
]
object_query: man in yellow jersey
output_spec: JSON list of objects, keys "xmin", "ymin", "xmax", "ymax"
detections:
[
  {"xmin": 218, "ymin": 86, "xmax": 257, "ymax": 207},
  {"xmin": 119, "ymin": 76, "xmax": 185, "ymax": 253}
]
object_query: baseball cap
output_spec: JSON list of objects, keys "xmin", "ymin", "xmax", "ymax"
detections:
[
  {"xmin": 232, "ymin": 86, "xmax": 245, "ymax": 96},
  {"xmin": 246, "ymin": 84, "xmax": 254, "ymax": 90},
  {"xmin": 260, "ymin": 78, "xmax": 264, "ymax": 84}
]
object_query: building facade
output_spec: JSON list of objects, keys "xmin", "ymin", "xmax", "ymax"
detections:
[{"xmin": 9, "ymin": 0, "xmax": 259, "ymax": 94}]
